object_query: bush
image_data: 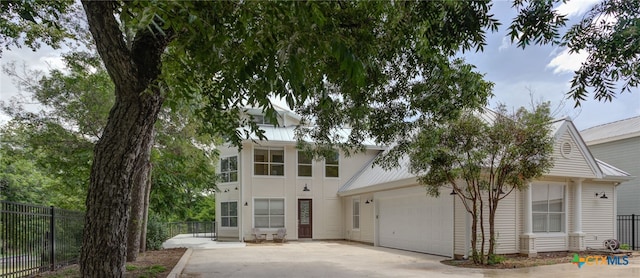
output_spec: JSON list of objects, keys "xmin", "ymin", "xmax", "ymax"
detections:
[
  {"xmin": 620, "ymin": 243, "xmax": 630, "ymax": 250},
  {"xmin": 146, "ymin": 214, "xmax": 168, "ymax": 250},
  {"xmin": 487, "ymin": 254, "xmax": 506, "ymax": 265}
]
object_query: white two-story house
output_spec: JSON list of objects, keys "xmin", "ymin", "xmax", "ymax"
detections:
[{"xmin": 215, "ymin": 108, "xmax": 632, "ymax": 258}]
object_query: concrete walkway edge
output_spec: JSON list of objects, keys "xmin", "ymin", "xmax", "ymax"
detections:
[{"xmin": 167, "ymin": 248, "xmax": 192, "ymax": 278}]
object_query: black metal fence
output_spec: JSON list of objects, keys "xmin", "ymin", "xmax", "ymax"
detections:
[
  {"xmin": 1, "ymin": 201, "xmax": 84, "ymax": 278},
  {"xmin": 617, "ymin": 214, "xmax": 639, "ymax": 251},
  {"xmin": 165, "ymin": 221, "xmax": 216, "ymax": 239}
]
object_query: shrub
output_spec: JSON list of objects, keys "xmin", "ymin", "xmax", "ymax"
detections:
[
  {"xmin": 487, "ymin": 254, "xmax": 506, "ymax": 265},
  {"xmin": 146, "ymin": 214, "xmax": 168, "ymax": 250}
]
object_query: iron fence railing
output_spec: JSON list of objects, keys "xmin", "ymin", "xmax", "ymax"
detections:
[
  {"xmin": 1, "ymin": 201, "xmax": 84, "ymax": 278},
  {"xmin": 617, "ymin": 214, "xmax": 639, "ymax": 251},
  {"xmin": 165, "ymin": 221, "xmax": 216, "ymax": 239}
]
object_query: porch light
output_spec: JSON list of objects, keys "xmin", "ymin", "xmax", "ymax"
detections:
[
  {"xmin": 365, "ymin": 199, "xmax": 373, "ymax": 204},
  {"xmin": 450, "ymin": 190, "xmax": 457, "ymax": 195},
  {"xmin": 235, "ymin": 186, "xmax": 238, "ymax": 190},
  {"xmin": 303, "ymin": 184, "xmax": 310, "ymax": 191},
  {"xmin": 244, "ymin": 202, "xmax": 248, "ymax": 206},
  {"xmin": 595, "ymin": 192, "xmax": 608, "ymax": 199}
]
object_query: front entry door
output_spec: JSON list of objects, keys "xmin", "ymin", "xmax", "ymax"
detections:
[{"xmin": 298, "ymin": 199, "xmax": 312, "ymax": 238}]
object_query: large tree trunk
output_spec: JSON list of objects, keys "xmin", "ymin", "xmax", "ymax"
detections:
[
  {"xmin": 126, "ymin": 132, "xmax": 154, "ymax": 262},
  {"xmin": 80, "ymin": 1, "xmax": 172, "ymax": 276},
  {"xmin": 139, "ymin": 166, "xmax": 153, "ymax": 253},
  {"xmin": 80, "ymin": 93, "xmax": 162, "ymax": 276}
]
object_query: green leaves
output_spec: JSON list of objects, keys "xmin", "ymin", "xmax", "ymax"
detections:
[
  {"xmin": 0, "ymin": 0, "xmax": 83, "ymax": 55},
  {"xmin": 563, "ymin": 0, "xmax": 639, "ymax": 106},
  {"xmin": 392, "ymin": 103, "xmax": 555, "ymax": 199},
  {"xmin": 508, "ymin": 0, "xmax": 567, "ymax": 48}
]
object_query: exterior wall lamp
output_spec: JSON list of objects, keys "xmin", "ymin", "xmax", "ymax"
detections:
[
  {"xmin": 244, "ymin": 202, "xmax": 248, "ymax": 206},
  {"xmin": 595, "ymin": 192, "xmax": 608, "ymax": 199},
  {"xmin": 303, "ymin": 184, "xmax": 310, "ymax": 191},
  {"xmin": 365, "ymin": 199, "xmax": 373, "ymax": 204}
]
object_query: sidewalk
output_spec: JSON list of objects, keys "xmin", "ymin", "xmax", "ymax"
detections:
[{"xmin": 162, "ymin": 234, "xmax": 246, "ymax": 249}]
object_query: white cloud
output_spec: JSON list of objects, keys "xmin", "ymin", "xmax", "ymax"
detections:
[
  {"xmin": 39, "ymin": 55, "xmax": 66, "ymax": 72},
  {"xmin": 555, "ymin": 0, "xmax": 600, "ymax": 17},
  {"xmin": 498, "ymin": 37, "xmax": 511, "ymax": 52},
  {"xmin": 546, "ymin": 48, "xmax": 588, "ymax": 74}
]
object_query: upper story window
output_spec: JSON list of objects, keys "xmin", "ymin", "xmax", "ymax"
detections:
[
  {"xmin": 325, "ymin": 150, "xmax": 339, "ymax": 178},
  {"xmin": 220, "ymin": 156, "xmax": 238, "ymax": 183},
  {"xmin": 298, "ymin": 151, "xmax": 313, "ymax": 177},
  {"xmin": 251, "ymin": 114, "xmax": 274, "ymax": 126},
  {"xmin": 532, "ymin": 183, "xmax": 565, "ymax": 233},
  {"xmin": 254, "ymin": 148, "xmax": 284, "ymax": 176}
]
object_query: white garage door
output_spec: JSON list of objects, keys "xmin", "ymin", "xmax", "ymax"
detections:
[{"xmin": 377, "ymin": 190, "xmax": 453, "ymax": 257}]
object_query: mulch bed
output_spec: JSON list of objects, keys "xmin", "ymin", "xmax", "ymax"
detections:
[
  {"xmin": 34, "ymin": 248, "xmax": 187, "ymax": 278},
  {"xmin": 442, "ymin": 250, "xmax": 635, "ymax": 269}
]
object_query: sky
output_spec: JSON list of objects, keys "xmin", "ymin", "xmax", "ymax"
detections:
[
  {"xmin": 0, "ymin": 1, "xmax": 638, "ymax": 131},
  {"xmin": 462, "ymin": 1, "xmax": 639, "ymax": 130}
]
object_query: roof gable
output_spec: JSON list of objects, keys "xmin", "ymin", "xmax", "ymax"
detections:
[{"xmin": 546, "ymin": 120, "xmax": 602, "ymax": 179}]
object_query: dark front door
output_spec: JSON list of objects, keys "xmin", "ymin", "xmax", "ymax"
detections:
[{"xmin": 298, "ymin": 199, "xmax": 312, "ymax": 238}]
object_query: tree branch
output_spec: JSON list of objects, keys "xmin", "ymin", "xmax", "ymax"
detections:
[{"xmin": 81, "ymin": 1, "xmax": 134, "ymax": 94}]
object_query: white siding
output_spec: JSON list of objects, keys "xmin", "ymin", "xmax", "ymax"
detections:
[
  {"xmin": 454, "ymin": 196, "xmax": 467, "ymax": 257},
  {"xmin": 216, "ymin": 147, "xmax": 241, "ymax": 240},
  {"xmin": 536, "ymin": 236, "xmax": 568, "ymax": 252},
  {"xmin": 567, "ymin": 181, "xmax": 575, "ymax": 234},
  {"xmin": 582, "ymin": 182, "xmax": 616, "ymax": 248},
  {"xmin": 343, "ymin": 194, "xmax": 375, "ymax": 243},
  {"xmin": 547, "ymin": 131, "xmax": 598, "ymax": 178},
  {"xmin": 218, "ymin": 142, "xmax": 378, "ymax": 241},
  {"xmin": 494, "ymin": 191, "xmax": 518, "ymax": 254},
  {"xmin": 473, "ymin": 191, "xmax": 519, "ymax": 254},
  {"xmin": 587, "ymin": 137, "xmax": 640, "ymax": 215},
  {"xmin": 319, "ymin": 198, "xmax": 343, "ymax": 239}
]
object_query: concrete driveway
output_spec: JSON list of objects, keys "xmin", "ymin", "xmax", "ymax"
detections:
[{"xmin": 177, "ymin": 240, "xmax": 640, "ymax": 278}]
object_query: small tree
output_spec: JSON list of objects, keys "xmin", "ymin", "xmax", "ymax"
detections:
[{"xmin": 397, "ymin": 103, "xmax": 554, "ymax": 264}]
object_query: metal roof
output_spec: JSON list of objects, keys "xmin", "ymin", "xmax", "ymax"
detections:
[
  {"xmin": 581, "ymin": 116, "xmax": 640, "ymax": 145},
  {"xmin": 596, "ymin": 159, "xmax": 632, "ymax": 179},
  {"xmin": 338, "ymin": 154, "xmax": 415, "ymax": 195},
  {"xmin": 243, "ymin": 125, "xmax": 384, "ymax": 149},
  {"xmin": 338, "ymin": 118, "xmax": 633, "ymax": 195}
]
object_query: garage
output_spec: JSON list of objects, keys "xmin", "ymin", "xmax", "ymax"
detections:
[{"xmin": 376, "ymin": 187, "xmax": 454, "ymax": 257}]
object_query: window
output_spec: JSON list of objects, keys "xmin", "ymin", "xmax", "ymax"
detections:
[
  {"xmin": 532, "ymin": 183, "xmax": 565, "ymax": 233},
  {"xmin": 325, "ymin": 150, "xmax": 339, "ymax": 178},
  {"xmin": 298, "ymin": 151, "xmax": 313, "ymax": 177},
  {"xmin": 254, "ymin": 148, "xmax": 284, "ymax": 176},
  {"xmin": 251, "ymin": 114, "xmax": 274, "ymax": 125},
  {"xmin": 352, "ymin": 199, "xmax": 360, "ymax": 230},
  {"xmin": 221, "ymin": 202, "xmax": 238, "ymax": 227},
  {"xmin": 254, "ymin": 199, "xmax": 285, "ymax": 228},
  {"xmin": 220, "ymin": 156, "xmax": 238, "ymax": 183}
]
